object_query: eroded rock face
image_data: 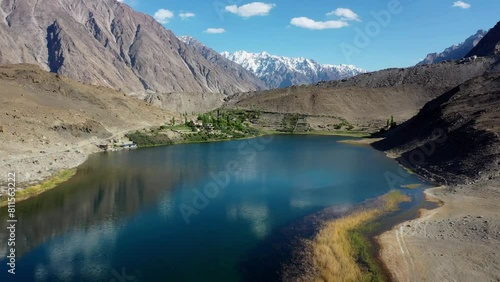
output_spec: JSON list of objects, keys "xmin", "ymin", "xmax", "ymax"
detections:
[{"xmin": 0, "ymin": 0, "xmax": 264, "ymax": 95}]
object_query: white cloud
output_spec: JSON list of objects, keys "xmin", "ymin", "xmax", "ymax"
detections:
[
  {"xmin": 452, "ymin": 1, "xmax": 471, "ymax": 9},
  {"xmin": 290, "ymin": 17, "xmax": 349, "ymax": 30},
  {"xmin": 327, "ymin": 8, "xmax": 361, "ymax": 22},
  {"xmin": 225, "ymin": 2, "xmax": 275, "ymax": 17},
  {"xmin": 179, "ymin": 12, "xmax": 195, "ymax": 20},
  {"xmin": 204, "ymin": 28, "xmax": 226, "ymax": 34},
  {"xmin": 154, "ymin": 9, "xmax": 174, "ymax": 24}
]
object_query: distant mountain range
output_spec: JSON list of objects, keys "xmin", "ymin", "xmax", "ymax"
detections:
[
  {"xmin": 0, "ymin": 0, "xmax": 263, "ymax": 96},
  {"xmin": 467, "ymin": 22, "xmax": 500, "ymax": 57},
  {"xmin": 417, "ymin": 30, "xmax": 487, "ymax": 65},
  {"xmin": 220, "ymin": 50, "xmax": 365, "ymax": 88}
]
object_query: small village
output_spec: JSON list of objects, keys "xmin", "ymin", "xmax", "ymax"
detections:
[{"xmin": 95, "ymin": 110, "xmax": 261, "ymax": 150}]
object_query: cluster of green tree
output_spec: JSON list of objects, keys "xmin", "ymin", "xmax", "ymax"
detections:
[
  {"xmin": 126, "ymin": 131, "xmax": 173, "ymax": 147},
  {"xmin": 279, "ymin": 113, "xmax": 303, "ymax": 132},
  {"xmin": 386, "ymin": 115, "xmax": 397, "ymax": 128},
  {"xmin": 129, "ymin": 110, "xmax": 263, "ymax": 147},
  {"xmin": 182, "ymin": 110, "xmax": 262, "ymax": 142},
  {"xmin": 376, "ymin": 116, "xmax": 398, "ymax": 135},
  {"xmin": 193, "ymin": 110, "xmax": 259, "ymax": 133}
]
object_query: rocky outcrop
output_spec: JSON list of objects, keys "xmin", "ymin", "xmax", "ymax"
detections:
[{"xmin": 373, "ymin": 71, "xmax": 500, "ymax": 184}]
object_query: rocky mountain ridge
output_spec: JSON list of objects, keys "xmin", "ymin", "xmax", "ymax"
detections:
[
  {"xmin": 467, "ymin": 21, "xmax": 500, "ymax": 57},
  {"xmin": 0, "ymin": 0, "xmax": 263, "ymax": 98},
  {"xmin": 221, "ymin": 50, "xmax": 365, "ymax": 88},
  {"xmin": 178, "ymin": 36, "xmax": 267, "ymax": 90},
  {"xmin": 417, "ymin": 30, "xmax": 487, "ymax": 65}
]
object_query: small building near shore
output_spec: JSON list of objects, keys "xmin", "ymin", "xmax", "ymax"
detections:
[{"xmin": 121, "ymin": 142, "xmax": 137, "ymax": 149}]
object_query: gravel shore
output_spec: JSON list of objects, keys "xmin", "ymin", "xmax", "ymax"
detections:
[{"xmin": 379, "ymin": 181, "xmax": 500, "ymax": 281}]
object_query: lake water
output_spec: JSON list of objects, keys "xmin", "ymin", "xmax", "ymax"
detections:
[{"xmin": 0, "ymin": 135, "xmax": 429, "ymax": 282}]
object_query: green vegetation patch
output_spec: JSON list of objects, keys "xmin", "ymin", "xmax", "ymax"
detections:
[
  {"xmin": 310, "ymin": 191, "xmax": 410, "ymax": 281},
  {"xmin": 348, "ymin": 229, "xmax": 385, "ymax": 282},
  {"xmin": 127, "ymin": 130, "xmax": 173, "ymax": 147},
  {"xmin": 130, "ymin": 110, "xmax": 265, "ymax": 147},
  {"xmin": 279, "ymin": 113, "xmax": 306, "ymax": 132}
]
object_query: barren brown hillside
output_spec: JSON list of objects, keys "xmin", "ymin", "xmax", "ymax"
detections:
[
  {"xmin": 226, "ymin": 57, "xmax": 497, "ymax": 128},
  {"xmin": 0, "ymin": 64, "xmax": 173, "ymax": 185},
  {"xmin": 0, "ymin": 0, "xmax": 264, "ymax": 96},
  {"xmin": 373, "ymin": 72, "xmax": 500, "ymax": 184}
]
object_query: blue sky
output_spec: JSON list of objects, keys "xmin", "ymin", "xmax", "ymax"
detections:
[{"xmin": 119, "ymin": 0, "xmax": 500, "ymax": 71}]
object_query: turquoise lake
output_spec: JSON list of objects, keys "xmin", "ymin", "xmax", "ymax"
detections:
[{"xmin": 0, "ymin": 135, "xmax": 429, "ymax": 281}]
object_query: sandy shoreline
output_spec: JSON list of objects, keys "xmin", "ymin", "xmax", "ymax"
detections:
[
  {"xmin": 0, "ymin": 126, "xmax": 149, "ymax": 189},
  {"xmin": 378, "ymin": 181, "xmax": 500, "ymax": 281},
  {"xmin": 337, "ymin": 137, "xmax": 383, "ymax": 145}
]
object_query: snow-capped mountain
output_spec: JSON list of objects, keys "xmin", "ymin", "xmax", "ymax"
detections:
[
  {"xmin": 220, "ymin": 51, "xmax": 366, "ymax": 88},
  {"xmin": 178, "ymin": 36, "xmax": 266, "ymax": 92},
  {"xmin": 417, "ymin": 30, "xmax": 487, "ymax": 65}
]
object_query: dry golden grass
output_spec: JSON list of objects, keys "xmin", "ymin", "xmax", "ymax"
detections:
[
  {"xmin": 0, "ymin": 169, "xmax": 77, "ymax": 207},
  {"xmin": 309, "ymin": 191, "xmax": 410, "ymax": 282},
  {"xmin": 401, "ymin": 184, "xmax": 422, "ymax": 189}
]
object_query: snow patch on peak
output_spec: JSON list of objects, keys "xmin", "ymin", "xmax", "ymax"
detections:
[
  {"xmin": 178, "ymin": 35, "xmax": 197, "ymax": 44},
  {"xmin": 221, "ymin": 51, "xmax": 365, "ymax": 88}
]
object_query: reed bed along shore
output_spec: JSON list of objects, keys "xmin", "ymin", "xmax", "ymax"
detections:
[{"xmin": 301, "ymin": 191, "xmax": 411, "ymax": 282}]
